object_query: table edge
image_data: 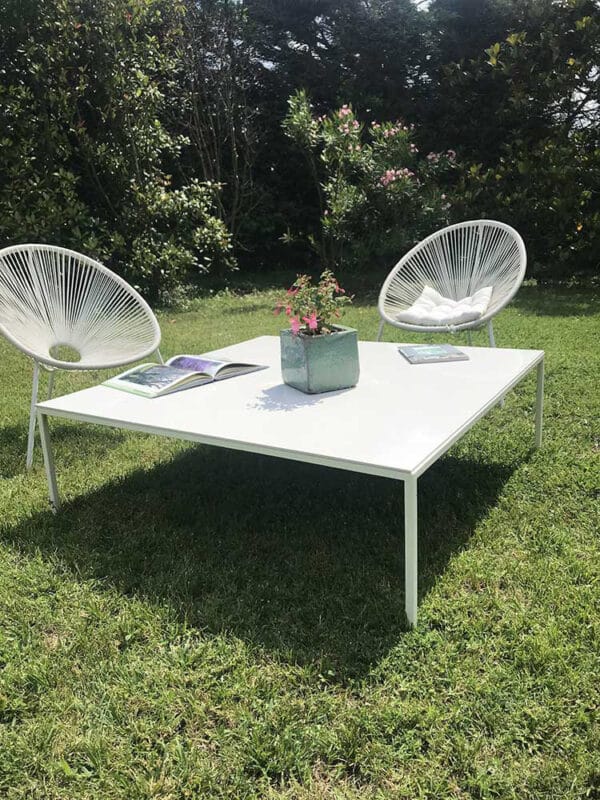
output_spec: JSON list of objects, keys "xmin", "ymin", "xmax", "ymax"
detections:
[
  {"xmin": 412, "ymin": 351, "xmax": 543, "ymax": 476},
  {"xmin": 35, "ymin": 405, "xmax": 414, "ymax": 481},
  {"xmin": 36, "ymin": 346, "xmax": 544, "ymax": 482}
]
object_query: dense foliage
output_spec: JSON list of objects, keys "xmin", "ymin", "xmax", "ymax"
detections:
[
  {"xmin": 0, "ymin": 0, "xmax": 598, "ymax": 294},
  {"xmin": 424, "ymin": 0, "xmax": 600, "ymax": 280},
  {"xmin": 0, "ymin": 0, "xmax": 233, "ymax": 301}
]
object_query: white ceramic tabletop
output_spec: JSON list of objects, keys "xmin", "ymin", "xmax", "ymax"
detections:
[{"xmin": 38, "ymin": 336, "xmax": 543, "ymax": 479}]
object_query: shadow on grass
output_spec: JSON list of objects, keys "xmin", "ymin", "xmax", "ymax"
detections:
[
  {"xmin": 2, "ymin": 444, "xmax": 518, "ymax": 679},
  {"xmin": 0, "ymin": 422, "xmax": 126, "ymax": 479},
  {"xmin": 512, "ymin": 286, "xmax": 599, "ymax": 317},
  {"xmin": 222, "ymin": 300, "xmax": 278, "ymax": 316}
]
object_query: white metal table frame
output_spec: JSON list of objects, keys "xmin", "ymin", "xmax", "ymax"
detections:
[{"xmin": 36, "ymin": 340, "xmax": 544, "ymax": 628}]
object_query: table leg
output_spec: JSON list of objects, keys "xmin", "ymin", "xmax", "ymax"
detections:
[
  {"xmin": 37, "ymin": 412, "xmax": 60, "ymax": 513},
  {"xmin": 26, "ymin": 361, "xmax": 40, "ymax": 470},
  {"xmin": 535, "ymin": 358, "xmax": 544, "ymax": 449},
  {"xmin": 404, "ymin": 476, "xmax": 418, "ymax": 627}
]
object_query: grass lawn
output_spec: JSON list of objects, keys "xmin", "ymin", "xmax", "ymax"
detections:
[{"xmin": 0, "ymin": 283, "xmax": 599, "ymax": 799}]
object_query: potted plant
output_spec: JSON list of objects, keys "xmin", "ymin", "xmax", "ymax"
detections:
[{"xmin": 275, "ymin": 270, "xmax": 359, "ymax": 394}]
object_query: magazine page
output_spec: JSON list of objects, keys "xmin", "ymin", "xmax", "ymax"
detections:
[
  {"xmin": 167, "ymin": 354, "xmax": 264, "ymax": 380},
  {"xmin": 104, "ymin": 363, "xmax": 206, "ymax": 397},
  {"xmin": 166, "ymin": 354, "xmax": 227, "ymax": 378},
  {"xmin": 104, "ymin": 356, "xmax": 267, "ymax": 397}
]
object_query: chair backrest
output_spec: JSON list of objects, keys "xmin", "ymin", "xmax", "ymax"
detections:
[
  {"xmin": 378, "ymin": 220, "xmax": 527, "ymax": 327},
  {"xmin": 0, "ymin": 244, "xmax": 161, "ymax": 369}
]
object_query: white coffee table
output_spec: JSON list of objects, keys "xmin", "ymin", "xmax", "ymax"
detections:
[{"xmin": 36, "ymin": 336, "xmax": 544, "ymax": 626}]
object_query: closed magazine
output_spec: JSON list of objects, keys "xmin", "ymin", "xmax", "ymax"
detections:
[
  {"xmin": 103, "ymin": 354, "xmax": 265, "ymax": 398},
  {"xmin": 398, "ymin": 344, "xmax": 469, "ymax": 364}
]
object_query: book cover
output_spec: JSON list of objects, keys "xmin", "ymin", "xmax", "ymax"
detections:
[{"xmin": 398, "ymin": 344, "xmax": 469, "ymax": 365}]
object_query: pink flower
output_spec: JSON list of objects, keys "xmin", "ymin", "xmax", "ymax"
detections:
[
  {"xmin": 287, "ymin": 286, "xmax": 298, "ymax": 296},
  {"xmin": 285, "ymin": 305, "xmax": 292, "ymax": 316},
  {"xmin": 338, "ymin": 105, "xmax": 351, "ymax": 118},
  {"xmin": 274, "ymin": 305, "xmax": 282, "ymax": 316},
  {"xmin": 290, "ymin": 316, "xmax": 301, "ymax": 335},
  {"xmin": 379, "ymin": 166, "xmax": 415, "ymax": 187},
  {"xmin": 302, "ymin": 311, "xmax": 319, "ymax": 331}
]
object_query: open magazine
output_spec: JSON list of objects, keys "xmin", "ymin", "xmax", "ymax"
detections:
[{"xmin": 103, "ymin": 354, "xmax": 266, "ymax": 398}]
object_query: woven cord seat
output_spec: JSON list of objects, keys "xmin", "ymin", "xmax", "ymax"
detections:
[
  {"xmin": 0, "ymin": 244, "xmax": 162, "ymax": 468},
  {"xmin": 377, "ymin": 220, "xmax": 527, "ymax": 346}
]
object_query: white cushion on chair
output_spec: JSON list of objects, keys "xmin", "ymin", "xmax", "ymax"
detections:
[{"xmin": 396, "ymin": 285, "xmax": 493, "ymax": 327}]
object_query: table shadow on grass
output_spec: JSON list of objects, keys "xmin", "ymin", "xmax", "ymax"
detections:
[
  {"xmin": 0, "ymin": 422, "xmax": 126, "ymax": 479},
  {"xmin": 2, "ymin": 446, "xmax": 517, "ymax": 680}
]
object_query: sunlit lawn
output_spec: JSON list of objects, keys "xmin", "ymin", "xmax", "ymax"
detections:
[{"xmin": 0, "ymin": 283, "xmax": 598, "ymax": 799}]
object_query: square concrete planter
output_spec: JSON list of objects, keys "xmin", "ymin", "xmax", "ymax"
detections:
[{"xmin": 280, "ymin": 325, "xmax": 360, "ymax": 394}]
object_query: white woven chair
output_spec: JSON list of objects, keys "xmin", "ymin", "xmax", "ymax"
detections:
[
  {"xmin": 0, "ymin": 244, "xmax": 162, "ymax": 469},
  {"xmin": 377, "ymin": 220, "xmax": 527, "ymax": 346}
]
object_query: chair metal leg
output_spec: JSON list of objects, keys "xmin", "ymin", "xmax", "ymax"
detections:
[
  {"xmin": 156, "ymin": 348, "xmax": 164, "ymax": 364},
  {"xmin": 377, "ymin": 320, "xmax": 385, "ymax": 342},
  {"xmin": 487, "ymin": 320, "xmax": 504, "ymax": 405},
  {"xmin": 47, "ymin": 369, "xmax": 55, "ymax": 400},
  {"xmin": 38, "ymin": 411, "xmax": 60, "ymax": 512},
  {"xmin": 26, "ymin": 362, "xmax": 40, "ymax": 470}
]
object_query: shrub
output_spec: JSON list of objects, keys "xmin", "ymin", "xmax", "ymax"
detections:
[
  {"xmin": 283, "ymin": 90, "xmax": 458, "ymax": 270},
  {"xmin": 122, "ymin": 180, "xmax": 235, "ymax": 303},
  {"xmin": 0, "ymin": 0, "xmax": 234, "ymax": 302}
]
